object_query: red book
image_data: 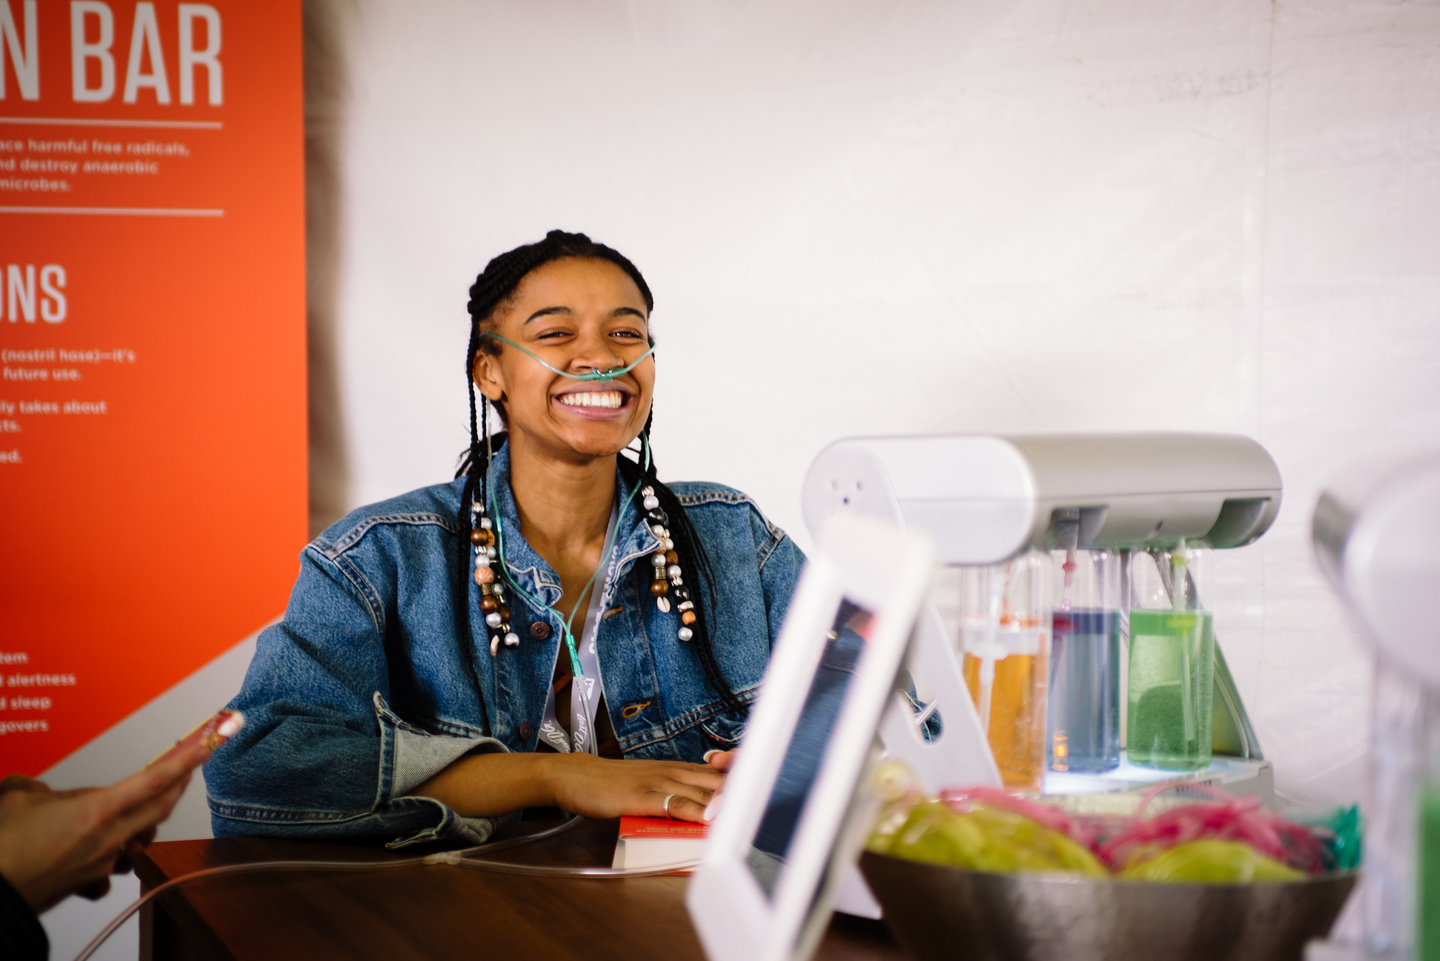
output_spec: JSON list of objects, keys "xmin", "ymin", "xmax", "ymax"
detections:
[{"xmin": 611, "ymin": 816, "xmax": 709, "ymax": 871}]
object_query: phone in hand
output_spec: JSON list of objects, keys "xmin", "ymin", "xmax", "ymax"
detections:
[{"xmin": 148, "ymin": 709, "xmax": 245, "ymax": 767}]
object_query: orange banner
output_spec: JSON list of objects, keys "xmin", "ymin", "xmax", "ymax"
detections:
[{"xmin": 0, "ymin": 0, "xmax": 306, "ymax": 774}]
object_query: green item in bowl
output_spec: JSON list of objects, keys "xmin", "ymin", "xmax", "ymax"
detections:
[
  {"xmin": 877, "ymin": 800, "xmax": 1108, "ymax": 878},
  {"xmin": 1119, "ymin": 839, "xmax": 1306, "ymax": 884}
]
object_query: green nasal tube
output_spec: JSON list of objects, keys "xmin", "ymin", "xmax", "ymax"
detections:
[
  {"xmin": 477, "ymin": 333, "xmax": 655, "ymax": 384},
  {"xmin": 484, "ymin": 428, "xmax": 653, "ymax": 681}
]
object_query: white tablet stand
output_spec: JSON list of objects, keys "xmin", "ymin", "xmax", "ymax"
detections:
[{"xmin": 687, "ymin": 512, "xmax": 936, "ymax": 961}]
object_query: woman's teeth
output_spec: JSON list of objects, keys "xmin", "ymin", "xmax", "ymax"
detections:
[{"xmin": 558, "ymin": 391, "xmax": 624, "ymax": 409}]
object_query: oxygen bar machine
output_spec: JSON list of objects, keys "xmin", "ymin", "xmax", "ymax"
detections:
[{"xmin": 801, "ymin": 432, "xmax": 1280, "ymax": 803}]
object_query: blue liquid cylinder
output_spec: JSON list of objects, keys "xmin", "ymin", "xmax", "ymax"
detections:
[{"xmin": 1047, "ymin": 608, "xmax": 1121, "ymax": 773}]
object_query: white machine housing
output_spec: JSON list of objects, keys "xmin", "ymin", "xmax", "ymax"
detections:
[
  {"xmin": 1314, "ymin": 451, "xmax": 1440, "ymax": 688},
  {"xmin": 803, "ymin": 432, "xmax": 1282, "ymax": 565}
]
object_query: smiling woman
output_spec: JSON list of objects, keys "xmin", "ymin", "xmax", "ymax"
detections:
[{"xmin": 204, "ymin": 231, "xmax": 806, "ymax": 847}]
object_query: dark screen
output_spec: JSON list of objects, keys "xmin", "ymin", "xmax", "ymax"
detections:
[{"xmin": 746, "ymin": 599, "xmax": 872, "ymax": 898}]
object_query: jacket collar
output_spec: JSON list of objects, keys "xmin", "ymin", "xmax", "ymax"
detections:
[{"xmin": 484, "ymin": 441, "xmax": 664, "ymax": 610}]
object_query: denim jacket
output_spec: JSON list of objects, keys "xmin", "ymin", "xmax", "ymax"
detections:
[{"xmin": 205, "ymin": 444, "xmax": 805, "ymax": 848}]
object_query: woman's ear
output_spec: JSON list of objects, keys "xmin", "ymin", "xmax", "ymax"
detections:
[{"xmin": 474, "ymin": 352, "xmax": 505, "ymax": 402}]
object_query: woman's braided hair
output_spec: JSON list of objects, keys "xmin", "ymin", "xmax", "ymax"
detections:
[{"xmin": 455, "ymin": 230, "xmax": 748, "ymax": 721}]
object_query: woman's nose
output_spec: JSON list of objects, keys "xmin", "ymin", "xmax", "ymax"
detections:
[{"xmin": 568, "ymin": 329, "xmax": 621, "ymax": 374}]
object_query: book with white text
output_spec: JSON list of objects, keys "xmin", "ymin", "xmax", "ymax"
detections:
[{"xmin": 611, "ymin": 816, "xmax": 709, "ymax": 871}]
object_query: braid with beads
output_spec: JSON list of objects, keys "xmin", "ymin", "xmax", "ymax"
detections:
[
  {"xmin": 616, "ymin": 410, "xmax": 747, "ymax": 717},
  {"xmin": 455, "ymin": 231, "xmax": 748, "ymax": 722}
]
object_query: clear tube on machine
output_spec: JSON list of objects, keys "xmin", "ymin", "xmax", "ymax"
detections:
[
  {"xmin": 1126, "ymin": 541, "xmax": 1215, "ymax": 770},
  {"xmin": 1047, "ymin": 546, "xmax": 1122, "ymax": 774},
  {"xmin": 959, "ymin": 551, "xmax": 1052, "ymax": 793}
]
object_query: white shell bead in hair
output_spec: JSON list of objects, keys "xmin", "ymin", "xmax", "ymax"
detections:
[
  {"xmin": 656, "ymin": 596, "xmax": 671, "ymax": 613},
  {"xmin": 504, "ymin": 633, "xmax": 519, "ymax": 647},
  {"xmin": 651, "ymin": 524, "xmax": 665, "ymax": 537},
  {"xmin": 643, "ymin": 495, "xmax": 660, "ymax": 511},
  {"xmin": 667, "ymin": 565, "xmax": 682, "ymax": 579},
  {"xmin": 486, "ymin": 612, "xmax": 503, "ymax": 628},
  {"xmin": 652, "ymin": 554, "xmax": 667, "ymax": 567},
  {"xmin": 480, "ymin": 517, "xmax": 493, "ymax": 529},
  {"xmin": 490, "ymin": 636, "xmax": 500, "ymax": 656},
  {"xmin": 476, "ymin": 553, "xmax": 491, "ymax": 567},
  {"xmin": 487, "ymin": 546, "xmax": 498, "ymax": 558},
  {"xmin": 678, "ymin": 627, "xmax": 694, "ymax": 642},
  {"xmin": 665, "ymin": 538, "xmax": 675, "ymax": 551}
]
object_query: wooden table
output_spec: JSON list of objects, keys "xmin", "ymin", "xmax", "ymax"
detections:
[{"xmin": 133, "ymin": 818, "xmax": 907, "ymax": 961}]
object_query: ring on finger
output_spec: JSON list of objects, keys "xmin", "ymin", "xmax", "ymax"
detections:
[{"xmin": 662, "ymin": 793, "xmax": 676, "ymax": 819}]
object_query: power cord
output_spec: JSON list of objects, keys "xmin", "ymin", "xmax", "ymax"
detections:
[{"xmin": 72, "ymin": 816, "xmax": 700, "ymax": 961}]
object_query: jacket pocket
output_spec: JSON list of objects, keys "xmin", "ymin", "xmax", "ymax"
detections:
[{"xmin": 699, "ymin": 709, "xmax": 748, "ymax": 746}]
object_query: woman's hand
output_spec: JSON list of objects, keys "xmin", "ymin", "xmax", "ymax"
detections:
[
  {"xmin": 547, "ymin": 754, "xmax": 723, "ymax": 823},
  {"xmin": 0, "ymin": 742, "xmax": 208, "ymax": 913},
  {"xmin": 703, "ymin": 749, "xmax": 738, "ymax": 773},
  {"xmin": 411, "ymin": 751, "xmax": 727, "ymax": 823}
]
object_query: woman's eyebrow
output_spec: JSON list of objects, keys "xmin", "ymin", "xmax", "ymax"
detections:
[
  {"xmin": 523, "ymin": 305, "xmax": 647, "ymax": 325},
  {"xmin": 523, "ymin": 306, "xmax": 573, "ymax": 325}
]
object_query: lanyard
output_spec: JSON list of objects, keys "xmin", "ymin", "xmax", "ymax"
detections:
[
  {"xmin": 537, "ymin": 500, "xmax": 618, "ymax": 755},
  {"xmin": 488, "ymin": 442, "xmax": 647, "ymax": 679}
]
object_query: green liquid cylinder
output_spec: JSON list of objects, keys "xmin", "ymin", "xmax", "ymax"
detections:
[
  {"xmin": 1127, "ymin": 609, "xmax": 1215, "ymax": 770},
  {"xmin": 1422, "ymin": 785, "xmax": 1440, "ymax": 961}
]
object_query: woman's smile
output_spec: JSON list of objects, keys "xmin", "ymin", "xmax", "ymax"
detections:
[{"xmin": 554, "ymin": 388, "xmax": 632, "ymax": 417}]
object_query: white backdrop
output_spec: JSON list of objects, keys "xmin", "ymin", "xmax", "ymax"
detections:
[
  {"xmin": 39, "ymin": 3, "xmax": 1440, "ymax": 954},
  {"xmin": 308, "ymin": 0, "xmax": 1440, "ymax": 808},
  {"xmin": 48, "ymin": 0, "xmax": 1440, "ymax": 807}
]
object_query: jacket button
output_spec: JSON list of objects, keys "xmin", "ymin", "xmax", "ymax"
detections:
[
  {"xmin": 518, "ymin": 722, "xmax": 534, "ymax": 741},
  {"xmin": 529, "ymin": 621, "xmax": 551, "ymax": 640}
]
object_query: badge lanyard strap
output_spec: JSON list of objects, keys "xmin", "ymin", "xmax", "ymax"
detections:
[
  {"xmin": 538, "ymin": 502, "xmax": 615, "ymax": 755},
  {"xmin": 485, "ymin": 422, "xmax": 652, "ymax": 680}
]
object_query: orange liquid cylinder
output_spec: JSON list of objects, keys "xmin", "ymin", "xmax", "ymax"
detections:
[
  {"xmin": 956, "ymin": 553, "xmax": 1053, "ymax": 795},
  {"xmin": 964, "ymin": 637, "xmax": 1048, "ymax": 793}
]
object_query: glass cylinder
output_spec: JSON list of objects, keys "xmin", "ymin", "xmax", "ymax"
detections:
[
  {"xmin": 959, "ymin": 551, "xmax": 1051, "ymax": 793},
  {"xmin": 1048, "ymin": 548, "xmax": 1122, "ymax": 774},
  {"xmin": 1348, "ymin": 646, "xmax": 1440, "ymax": 961},
  {"xmin": 1419, "ymin": 679, "xmax": 1440, "ymax": 961},
  {"xmin": 1126, "ymin": 542, "xmax": 1214, "ymax": 770}
]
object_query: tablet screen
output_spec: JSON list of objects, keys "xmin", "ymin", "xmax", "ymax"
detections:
[{"xmin": 746, "ymin": 598, "xmax": 873, "ymax": 898}]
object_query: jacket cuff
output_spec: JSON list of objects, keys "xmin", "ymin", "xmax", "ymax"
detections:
[
  {"xmin": 374, "ymin": 693, "xmax": 509, "ymax": 849},
  {"xmin": 381, "ymin": 798, "xmax": 500, "ymax": 850}
]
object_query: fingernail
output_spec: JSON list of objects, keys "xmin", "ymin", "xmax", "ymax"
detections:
[{"xmin": 702, "ymin": 750, "xmax": 719, "ymax": 763}]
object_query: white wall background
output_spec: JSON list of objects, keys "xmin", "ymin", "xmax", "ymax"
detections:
[
  {"xmin": 33, "ymin": 2, "xmax": 1440, "ymax": 955},
  {"xmin": 311, "ymin": 0, "xmax": 1440, "ymax": 808}
]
